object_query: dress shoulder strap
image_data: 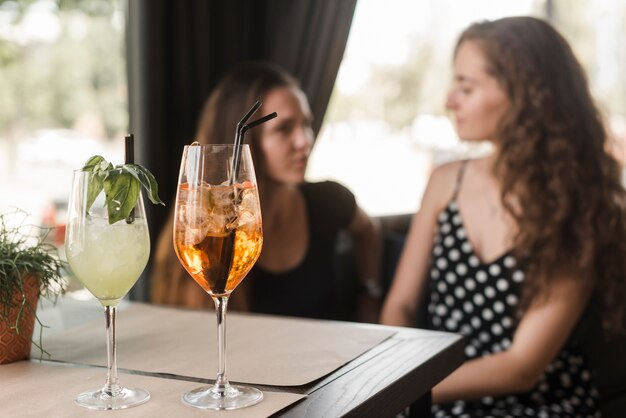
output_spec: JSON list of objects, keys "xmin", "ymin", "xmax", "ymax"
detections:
[{"xmin": 451, "ymin": 160, "xmax": 469, "ymax": 200}]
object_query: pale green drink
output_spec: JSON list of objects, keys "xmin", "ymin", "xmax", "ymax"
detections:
[{"xmin": 66, "ymin": 217, "xmax": 150, "ymax": 306}]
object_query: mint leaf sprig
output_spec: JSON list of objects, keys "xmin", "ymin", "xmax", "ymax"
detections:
[{"xmin": 82, "ymin": 155, "xmax": 165, "ymax": 224}]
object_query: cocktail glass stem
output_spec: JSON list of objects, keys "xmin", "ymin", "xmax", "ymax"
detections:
[
  {"xmin": 213, "ymin": 295, "xmax": 230, "ymax": 394},
  {"xmin": 75, "ymin": 302, "xmax": 152, "ymax": 410},
  {"xmin": 103, "ymin": 305, "xmax": 121, "ymax": 397}
]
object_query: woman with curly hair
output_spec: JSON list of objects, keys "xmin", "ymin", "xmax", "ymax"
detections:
[{"xmin": 381, "ymin": 16, "xmax": 626, "ymax": 417}]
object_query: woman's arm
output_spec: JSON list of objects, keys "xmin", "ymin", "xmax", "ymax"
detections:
[
  {"xmin": 348, "ymin": 206, "xmax": 383, "ymax": 295},
  {"xmin": 433, "ymin": 276, "xmax": 592, "ymax": 403},
  {"xmin": 347, "ymin": 206, "xmax": 384, "ymax": 323},
  {"xmin": 380, "ymin": 163, "xmax": 458, "ymax": 327}
]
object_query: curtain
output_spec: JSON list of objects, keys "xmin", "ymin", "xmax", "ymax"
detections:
[
  {"xmin": 264, "ymin": 0, "xmax": 358, "ymax": 134},
  {"xmin": 126, "ymin": 0, "xmax": 357, "ymax": 300}
]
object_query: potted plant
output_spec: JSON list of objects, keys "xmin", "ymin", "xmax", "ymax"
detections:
[{"xmin": 0, "ymin": 211, "xmax": 66, "ymax": 364}]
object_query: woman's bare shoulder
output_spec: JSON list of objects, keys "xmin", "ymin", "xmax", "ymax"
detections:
[
  {"xmin": 430, "ymin": 159, "xmax": 466, "ymax": 181},
  {"xmin": 423, "ymin": 159, "xmax": 467, "ymax": 207}
]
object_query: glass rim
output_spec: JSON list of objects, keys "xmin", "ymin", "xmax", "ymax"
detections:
[{"xmin": 182, "ymin": 143, "xmax": 250, "ymax": 150}]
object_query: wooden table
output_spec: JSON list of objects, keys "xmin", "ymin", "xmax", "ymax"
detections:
[
  {"xmin": 275, "ymin": 326, "xmax": 463, "ymax": 417},
  {"xmin": 31, "ymin": 297, "xmax": 464, "ymax": 417}
]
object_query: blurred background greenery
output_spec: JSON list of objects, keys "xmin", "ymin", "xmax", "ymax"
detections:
[{"xmin": 1, "ymin": 0, "xmax": 625, "ymax": 221}]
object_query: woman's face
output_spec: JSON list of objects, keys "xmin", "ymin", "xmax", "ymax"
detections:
[
  {"xmin": 446, "ymin": 40, "xmax": 510, "ymax": 142},
  {"xmin": 259, "ymin": 86, "xmax": 314, "ymax": 185}
]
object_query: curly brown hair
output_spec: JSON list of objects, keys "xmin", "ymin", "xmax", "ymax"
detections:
[{"xmin": 457, "ymin": 16, "xmax": 626, "ymax": 334}]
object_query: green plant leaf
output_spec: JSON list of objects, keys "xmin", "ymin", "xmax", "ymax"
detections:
[
  {"xmin": 82, "ymin": 155, "xmax": 106, "ymax": 172},
  {"xmin": 80, "ymin": 155, "xmax": 165, "ymax": 224},
  {"xmin": 103, "ymin": 169, "xmax": 140, "ymax": 224},
  {"xmin": 124, "ymin": 164, "xmax": 165, "ymax": 205},
  {"xmin": 85, "ymin": 171, "xmax": 104, "ymax": 213},
  {"xmin": 83, "ymin": 156, "xmax": 112, "ymax": 213}
]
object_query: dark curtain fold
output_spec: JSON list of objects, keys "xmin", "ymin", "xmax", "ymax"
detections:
[
  {"xmin": 264, "ymin": 0, "xmax": 357, "ymax": 134},
  {"xmin": 127, "ymin": 0, "xmax": 357, "ymax": 300}
]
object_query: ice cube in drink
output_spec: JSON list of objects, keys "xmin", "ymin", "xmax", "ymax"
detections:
[
  {"xmin": 174, "ymin": 182, "xmax": 262, "ymax": 296},
  {"xmin": 66, "ymin": 217, "xmax": 150, "ymax": 306}
]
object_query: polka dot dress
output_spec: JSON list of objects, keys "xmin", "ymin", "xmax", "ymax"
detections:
[{"xmin": 427, "ymin": 192, "xmax": 599, "ymax": 417}]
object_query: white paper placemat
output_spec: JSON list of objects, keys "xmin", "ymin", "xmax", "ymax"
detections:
[
  {"xmin": 0, "ymin": 361, "xmax": 304, "ymax": 417},
  {"xmin": 39, "ymin": 303, "xmax": 395, "ymax": 386}
]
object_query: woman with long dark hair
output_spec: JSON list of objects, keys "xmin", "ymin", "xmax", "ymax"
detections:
[
  {"xmin": 152, "ymin": 62, "xmax": 382, "ymax": 320},
  {"xmin": 382, "ymin": 16, "xmax": 626, "ymax": 416}
]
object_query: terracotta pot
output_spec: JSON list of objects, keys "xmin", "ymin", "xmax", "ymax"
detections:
[{"xmin": 0, "ymin": 275, "xmax": 40, "ymax": 364}]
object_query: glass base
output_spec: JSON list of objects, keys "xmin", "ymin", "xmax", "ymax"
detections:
[
  {"xmin": 75, "ymin": 387, "xmax": 150, "ymax": 410},
  {"xmin": 182, "ymin": 384, "xmax": 263, "ymax": 410}
]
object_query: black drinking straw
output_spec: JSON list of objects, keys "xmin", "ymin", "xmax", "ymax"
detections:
[
  {"xmin": 238, "ymin": 101, "xmax": 262, "ymax": 134},
  {"xmin": 230, "ymin": 101, "xmax": 261, "ymax": 185},
  {"xmin": 230, "ymin": 101, "xmax": 278, "ymax": 184},
  {"xmin": 241, "ymin": 112, "xmax": 278, "ymax": 133},
  {"xmin": 125, "ymin": 133, "xmax": 134, "ymax": 164},
  {"xmin": 125, "ymin": 133, "xmax": 135, "ymax": 223}
]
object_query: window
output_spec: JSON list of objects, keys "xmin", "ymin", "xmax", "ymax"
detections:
[
  {"xmin": 308, "ymin": 0, "xmax": 626, "ymax": 216},
  {"xmin": 0, "ymin": 0, "xmax": 127, "ymax": 237}
]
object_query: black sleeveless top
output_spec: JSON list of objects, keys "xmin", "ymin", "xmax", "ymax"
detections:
[
  {"xmin": 249, "ymin": 181, "xmax": 356, "ymax": 320},
  {"xmin": 428, "ymin": 161, "xmax": 600, "ymax": 417}
]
